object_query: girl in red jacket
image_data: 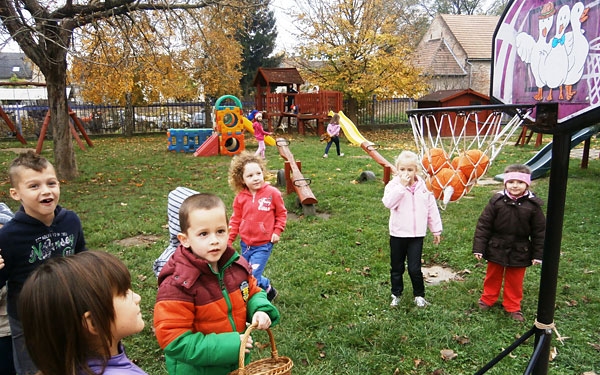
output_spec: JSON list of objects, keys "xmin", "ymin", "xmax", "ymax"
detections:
[{"xmin": 228, "ymin": 152, "xmax": 287, "ymax": 301}]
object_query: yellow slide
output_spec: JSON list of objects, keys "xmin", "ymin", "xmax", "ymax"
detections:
[
  {"xmin": 242, "ymin": 117, "xmax": 276, "ymax": 146},
  {"xmin": 336, "ymin": 111, "xmax": 368, "ymax": 146}
]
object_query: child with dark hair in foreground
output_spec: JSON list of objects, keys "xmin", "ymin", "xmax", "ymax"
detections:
[{"xmin": 19, "ymin": 251, "xmax": 146, "ymax": 375}]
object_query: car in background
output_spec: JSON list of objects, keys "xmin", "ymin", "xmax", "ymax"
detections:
[
  {"xmin": 192, "ymin": 111, "xmax": 208, "ymax": 128},
  {"xmin": 157, "ymin": 113, "xmax": 191, "ymax": 130}
]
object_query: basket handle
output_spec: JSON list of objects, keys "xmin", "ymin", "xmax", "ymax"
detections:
[{"xmin": 237, "ymin": 323, "xmax": 279, "ymax": 373}]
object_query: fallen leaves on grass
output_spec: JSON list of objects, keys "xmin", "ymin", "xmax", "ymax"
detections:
[
  {"xmin": 440, "ymin": 349, "xmax": 457, "ymax": 360},
  {"xmin": 453, "ymin": 335, "xmax": 470, "ymax": 345},
  {"xmin": 549, "ymin": 346, "xmax": 558, "ymax": 361},
  {"xmin": 588, "ymin": 342, "xmax": 600, "ymax": 351},
  {"xmin": 565, "ymin": 299, "xmax": 578, "ymax": 307},
  {"xmin": 360, "ymin": 266, "xmax": 371, "ymax": 276},
  {"xmin": 316, "ymin": 342, "xmax": 326, "ymax": 358}
]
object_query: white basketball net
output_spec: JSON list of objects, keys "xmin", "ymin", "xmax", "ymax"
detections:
[
  {"xmin": 586, "ymin": 36, "xmax": 600, "ymax": 106},
  {"xmin": 409, "ymin": 107, "xmax": 533, "ymax": 208}
]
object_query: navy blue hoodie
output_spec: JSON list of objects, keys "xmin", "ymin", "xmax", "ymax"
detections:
[{"xmin": 0, "ymin": 205, "xmax": 86, "ymax": 319}]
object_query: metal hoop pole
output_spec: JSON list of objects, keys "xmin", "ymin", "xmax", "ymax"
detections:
[{"xmin": 473, "ymin": 327, "xmax": 536, "ymax": 375}]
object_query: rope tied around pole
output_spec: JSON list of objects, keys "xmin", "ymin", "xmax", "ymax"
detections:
[{"xmin": 534, "ymin": 319, "xmax": 566, "ymax": 344}]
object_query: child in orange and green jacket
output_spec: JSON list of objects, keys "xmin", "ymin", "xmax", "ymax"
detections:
[{"xmin": 154, "ymin": 193, "xmax": 279, "ymax": 375}]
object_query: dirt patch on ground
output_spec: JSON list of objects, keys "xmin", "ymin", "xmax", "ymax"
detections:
[
  {"xmin": 423, "ymin": 265, "xmax": 460, "ymax": 285},
  {"xmin": 115, "ymin": 234, "xmax": 162, "ymax": 247}
]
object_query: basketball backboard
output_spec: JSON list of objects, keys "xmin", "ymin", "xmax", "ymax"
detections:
[{"xmin": 492, "ymin": 0, "xmax": 600, "ymax": 126}]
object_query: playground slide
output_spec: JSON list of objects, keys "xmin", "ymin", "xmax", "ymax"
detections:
[
  {"xmin": 242, "ymin": 117, "xmax": 276, "ymax": 146},
  {"xmin": 335, "ymin": 111, "xmax": 396, "ymax": 173},
  {"xmin": 495, "ymin": 125, "xmax": 599, "ymax": 181},
  {"xmin": 337, "ymin": 111, "xmax": 368, "ymax": 146}
]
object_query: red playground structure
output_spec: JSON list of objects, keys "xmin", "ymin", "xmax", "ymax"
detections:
[{"xmin": 253, "ymin": 68, "xmax": 342, "ymax": 135}]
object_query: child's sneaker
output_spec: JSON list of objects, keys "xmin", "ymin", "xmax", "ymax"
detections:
[
  {"xmin": 339, "ymin": 153, "xmax": 344, "ymax": 157},
  {"xmin": 414, "ymin": 296, "xmax": 430, "ymax": 307},
  {"xmin": 509, "ymin": 311, "xmax": 525, "ymax": 322},
  {"xmin": 322, "ymin": 154, "xmax": 328, "ymax": 158},
  {"xmin": 390, "ymin": 294, "xmax": 400, "ymax": 307},
  {"xmin": 267, "ymin": 286, "xmax": 278, "ymax": 302},
  {"xmin": 478, "ymin": 299, "xmax": 492, "ymax": 311}
]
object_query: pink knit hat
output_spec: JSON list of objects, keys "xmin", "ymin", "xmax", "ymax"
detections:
[{"xmin": 503, "ymin": 172, "xmax": 531, "ymax": 186}]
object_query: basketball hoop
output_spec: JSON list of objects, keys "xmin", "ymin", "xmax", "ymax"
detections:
[{"xmin": 408, "ymin": 104, "xmax": 534, "ymax": 208}]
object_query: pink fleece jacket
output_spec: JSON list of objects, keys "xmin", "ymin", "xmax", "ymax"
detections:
[
  {"xmin": 382, "ymin": 175, "xmax": 442, "ymax": 238},
  {"xmin": 253, "ymin": 121, "xmax": 269, "ymax": 141},
  {"xmin": 228, "ymin": 183, "xmax": 287, "ymax": 246}
]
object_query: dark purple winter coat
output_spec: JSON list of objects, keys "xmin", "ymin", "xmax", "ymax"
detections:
[{"xmin": 473, "ymin": 191, "xmax": 546, "ymax": 267}]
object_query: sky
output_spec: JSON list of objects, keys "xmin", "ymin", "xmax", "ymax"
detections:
[{"xmin": 271, "ymin": 0, "xmax": 298, "ymax": 53}]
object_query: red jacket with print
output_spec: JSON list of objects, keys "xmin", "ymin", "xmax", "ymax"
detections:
[{"xmin": 228, "ymin": 183, "xmax": 287, "ymax": 246}]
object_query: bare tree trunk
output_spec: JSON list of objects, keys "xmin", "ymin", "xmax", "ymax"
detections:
[{"xmin": 46, "ymin": 65, "xmax": 78, "ymax": 180}]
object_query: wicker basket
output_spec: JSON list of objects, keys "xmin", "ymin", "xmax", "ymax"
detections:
[{"xmin": 228, "ymin": 323, "xmax": 293, "ymax": 375}]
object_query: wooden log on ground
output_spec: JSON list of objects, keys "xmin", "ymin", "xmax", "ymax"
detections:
[
  {"xmin": 276, "ymin": 138, "xmax": 318, "ymax": 215},
  {"xmin": 360, "ymin": 141, "xmax": 397, "ymax": 184}
]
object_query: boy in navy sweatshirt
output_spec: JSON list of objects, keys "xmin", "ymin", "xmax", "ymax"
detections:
[{"xmin": 0, "ymin": 150, "xmax": 86, "ymax": 374}]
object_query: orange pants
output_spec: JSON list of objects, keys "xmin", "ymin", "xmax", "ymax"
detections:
[{"xmin": 481, "ymin": 261, "xmax": 526, "ymax": 313}]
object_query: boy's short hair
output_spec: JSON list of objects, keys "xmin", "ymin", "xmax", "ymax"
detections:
[
  {"xmin": 178, "ymin": 193, "xmax": 227, "ymax": 234},
  {"xmin": 8, "ymin": 150, "xmax": 53, "ymax": 187}
]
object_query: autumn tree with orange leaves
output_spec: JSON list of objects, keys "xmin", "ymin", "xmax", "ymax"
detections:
[
  {"xmin": 288, "ymin": 0, "xmax": 428, "ymax": 120},
  {"xmin": 69, "ymin": 8, "xmax": 243, "ymax": 106},
  {"xmin": 0, "ymin": 0, "xmax": 253, "ymax": 180}
]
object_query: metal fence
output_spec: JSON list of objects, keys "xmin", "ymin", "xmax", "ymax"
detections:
[
  {"xmin": 2, "ymin": 97, "xmax": 415, "ymax": 138},
  {"xmin": 353, "ymin": 97, "xmax": 415, "ymax": 129}
]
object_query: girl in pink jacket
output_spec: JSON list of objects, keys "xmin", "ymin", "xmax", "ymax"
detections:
[
  {"xmin": 382, "ymin": 151, "xmax": 442, "ymax": 308},
  {"xmin": 252, "ymin": 112, "xmax": 271, "ymax": 159}
]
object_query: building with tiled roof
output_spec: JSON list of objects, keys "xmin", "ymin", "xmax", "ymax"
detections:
[
  {"xmin": 0, "ymin": 52, "xmax": 33, "ymax": 81},
  {"xmin": 414, "ymin": 14, "xmax": 500, "ymax": 96}
]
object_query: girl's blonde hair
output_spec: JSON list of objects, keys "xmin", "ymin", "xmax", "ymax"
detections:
[
  {"xmin": 394, "ymin": 150, "xmax": 420, "ymax": 172},
  {"xmin": 228, "ymin": 151, "xmax": 267, "ymax": 193}
]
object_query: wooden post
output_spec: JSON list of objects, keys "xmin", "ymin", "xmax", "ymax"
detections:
[
  {"xmin": 383, "ymin": 166, "xmax": 391, "ymax": 185},
  {"xmin": 0, "ymin": 106, "xmax": 27, "ymax": 144},
  {"xmin": 69, "ymin": 109, "xmax": 93, "ymax": 147},
  {"xmin": 36, "ymin": 112, "xmax": 51, "ymax": 154},
  {"xmin": 284, "ymin": 161, "xmax": 293, "ymax": 195}
]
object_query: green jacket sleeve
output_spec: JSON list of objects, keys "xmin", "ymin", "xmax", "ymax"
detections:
[
  {"xmin": 164, "ymin": 330, "xmax": 241, "ymax": 368},
  {"xmin": 247, "ymin": 290, "xmax": 281, "ymax": 326}
]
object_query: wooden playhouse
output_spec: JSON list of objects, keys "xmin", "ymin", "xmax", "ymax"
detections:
[{"xmin": 253, "ymin": 67, "xmax": 342, "ymax": 135}]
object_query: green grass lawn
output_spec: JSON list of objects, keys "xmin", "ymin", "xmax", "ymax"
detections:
[{"xmin": 0, "ymin": 128, "xmax": 598, "ymax": 375}]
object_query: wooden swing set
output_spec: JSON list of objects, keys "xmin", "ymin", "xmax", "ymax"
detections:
[{"xmin": 0, "ymin": 82, "xmax": 93, "ymax": 153}]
